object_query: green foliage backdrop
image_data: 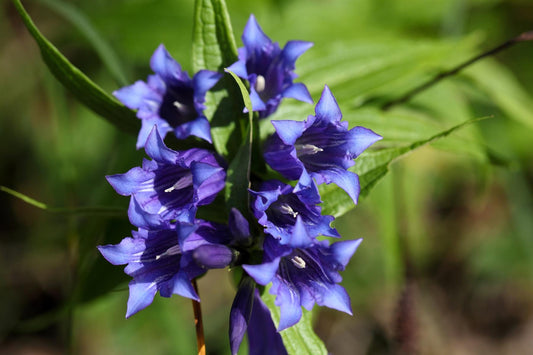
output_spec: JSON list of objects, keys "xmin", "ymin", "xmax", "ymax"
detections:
[{"xmin": 1, "ymin": 0, "xmax": 533, "ymax": 353}]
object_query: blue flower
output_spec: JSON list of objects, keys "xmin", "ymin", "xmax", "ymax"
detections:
[
  {"xmin": 264, "ymin": 85, "xmax": 382, "ymax": 204},
  {"xmin": 106, "ymin": 127, "xmax": 225, "ymax": 228},
  {"xmin": 98, "ymin": 218, "xmax": 240, "ymax": 318},
  {"xmin": 243, "ymin": 233, "xmax": 362, "ymax": 330},
  {"xmin": 114, "ymin": 44, "xmax": 221, "ymax": 148},
  {"xmin": 250, "ymin": 170, "xmax": 339, "ymax": 245},
  {"xmin": 227, "ymin": 15, "xmax": 313, "ymax": 118},
  {"xmin": 98, "ymin": 227, "xmax": 205, "ymax": 318}
]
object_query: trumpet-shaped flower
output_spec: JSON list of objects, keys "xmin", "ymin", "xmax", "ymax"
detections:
[
  {"xmin": 98, "ymin": 227, "xmax": 203, "ymax": 317},
  {"xmin": 98, "ymin": 218, "xmax": 240, "ymax": 318},
  {"xmin": 227, "ymin": 15, "xmax": 313, "ymax": 118},
  {"xmin": 250, "ymin": 171, "xmax": 339, "ymax": 245},
  {"xmin": 106, "ymin": 127, "xmax": 225, "ymax": 228},
  {"xmin": 264, "ymin": 85, "xmax": 382, "ymax": 204},
  {"xmin": 114, "ymin": 44, "xmax": 221, "ymax": 148},
  {"xmin": 243, "ymin": 233, "xmax": 362, "ymax": 330}
]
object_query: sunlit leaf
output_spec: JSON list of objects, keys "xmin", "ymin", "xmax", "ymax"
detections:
[
  {"xmin": 224, "ymin": 69, "xmax": 253, "ymax": 217},
  {"xmin": 320, "ymin": 116, "xmax": 487, "ymax": 217},
  {"xmin": 192, "ymin": 0, "xmax": 242, "ymax": 159}
]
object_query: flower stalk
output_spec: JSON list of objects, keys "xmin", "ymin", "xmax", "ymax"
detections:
[{"xmin": 192, "ymin": 279, "xmax": 206, "ymax": 355}]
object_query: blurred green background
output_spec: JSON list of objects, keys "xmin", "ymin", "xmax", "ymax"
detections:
[{"xmin": 1, "ymin": 0, "xmax": 533, "ymax": 354}]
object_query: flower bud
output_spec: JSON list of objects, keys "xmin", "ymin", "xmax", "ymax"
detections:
[{"xmin": 193, "ymin": 244, "xmax": 236, "ymax": 269}]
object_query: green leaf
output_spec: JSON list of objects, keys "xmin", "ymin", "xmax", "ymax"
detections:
[
  {"xmin": 320, "ymin": 116, "xmax": 488, "ymax": 217},
  {"xmin": 1, "ymin": 185, "xmax": 124, "ymax": 216},
  {"xmin": 192, "ymin": 0, "xmax": 242, "ymax": 159},
  {"xmin": 224, "ymin": 69, "xmax": 253, "ymax": 216},
  {"xmin": 297, "ymin": 36, "xmax": 481, "ymax": 105},
  {"xmin": 12, "ymin": 0, "xmax": 139, "ymax": 135},
  {"xmin": 261, "ymin": 285, "xmax": 328, "ymax": 355},
  {"xmin": 37, "ymin": 0, "xmax": 129, "ymax": 86},
  {"xmin": 464, "ymin": 59, "xmax": 533, "ymax": 130}
]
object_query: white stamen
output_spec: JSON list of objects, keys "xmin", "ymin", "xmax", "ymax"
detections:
[
  {"xmin": 279, "ymin": 204, "xmax": 298, "ymax": 218},
  {"xmin": 291, "ymin": 256, "xmax": 306, "ymax": 269},
  {"xmin": 164, "ymin": 174, "xmax": 193, "ymax": 193},
  {"xmin": 295, "ymin": 144, "xmax": 323, "ymax": 156},
  {"xmin": 255, "ymin": 75, "xmax": 266, "ymax": 93},
  {"xmin": 155, "ymin": 245, "xmax": 181, "ymax": 260},
  {"xmin": 173, "ymin": 100, "xmax": 185, "ymax": 111}
]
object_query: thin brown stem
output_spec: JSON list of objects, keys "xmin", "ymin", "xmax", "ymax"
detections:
[
  {"xmin": 192, "ymin": 279, "xmax": 206, "ymax": 355},
  {"xmin": 381, "ymin": 30, "xmax": 533, "ymax": 110}
]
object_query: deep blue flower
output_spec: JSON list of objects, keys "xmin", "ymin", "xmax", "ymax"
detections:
[
  {"xmin": 106, "ymin": 127, "xmax": 225, "ymax": 228},
  {"xmin": 250, "ymin": 170, "xmax": 339, "ymax": 245},
  {"xmin": 264, "ymin": 85, "xmax": 382, "ymax": 204},
  {"xmin": 243, "ymin": 233, "xmax": 362, "ymax": 330},
  {"xmin": 114, "ymin": 44, "xmax": 221, "ymax": 148},
  {"xmin": 227, "ymin": 14, "xmax": 313, "ymax": 118},
  {"xmin": 98, "ymin": 227, "xmax": 206, "ymax": 318}
]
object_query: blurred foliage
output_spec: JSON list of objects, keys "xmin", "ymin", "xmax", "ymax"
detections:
[{"xmin": 2, "ymin": 0, "xmax": 533, "ymax": 354}]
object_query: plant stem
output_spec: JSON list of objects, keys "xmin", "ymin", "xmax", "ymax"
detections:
[
  {"xmin": 192, "ymin": 279, "xmax": 206, "ymax": 355},
  {"xmin": 382, "ymin": 30, "xmax": 533, "ymax": 110}
]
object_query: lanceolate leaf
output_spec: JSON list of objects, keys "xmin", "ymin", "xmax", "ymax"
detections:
[
  {"xmin": 320, "ymin": 117, "xmax": 488, "ymax": 217},
  {"xmin": 261, "ymin": 286, "xmax": 328, "ymax": 355},
  {"xmin": 224, "ymin": 69, "xmax": 253, "ymax": 217},
  {"xmin": 192, "ymin": 0, "xmax": 243, "ymax": 159},
  {"xmin": 12, "ymin": 0, "xmax": 139, "ymax": 135}
]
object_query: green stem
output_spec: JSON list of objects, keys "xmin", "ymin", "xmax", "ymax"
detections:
[{"xmin": 382, "ymin": 30, "xmax": 533, "ymax": 110}]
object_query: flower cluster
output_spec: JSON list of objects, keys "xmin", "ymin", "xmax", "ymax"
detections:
[{"xmin": 98, "ymin": 14, "xmax": 381, "ymax": 354}]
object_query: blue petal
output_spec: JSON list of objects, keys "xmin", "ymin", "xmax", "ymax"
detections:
[
  {"xmin": 315, "ymin": 85, "xmax": 342, "ymax": 123},
  {"xmin": 330, "ymin": 239, "xmax": 362, "ymax": 268},
  {"xmin": 229, "ymin": 208, "xmax": 251, "ymax": 242},
  {"xmin": 249, "ymin": 88, "xmax": 267, "ymax": 112},
  {"xmin": 193, "ymin": 70, "xmax": 222, "ymax": 99},
  {"xmin": 149, "ymin": 44, "xmax": 187, "ymax": 84},
  {"xmin": 144, "ymin": 127, "xmax": 180, "ymax": 164},
  {"xmin": 174, "ymin": 116, "xmax": 213, "ymax": 143},
  {"xmin": 106, "ymin": 167, "xmax": 153, "ymax": 196},
  {"xmin": 348, "ymin": 126, "xmax": 383, "ymax": 156},
  {"xmin": 283, "ymin": 216, "xmax": 314, "ymax": 248},
  {"xmin": 176, "ymin": 222, "xmax": 198, "ymax": 248},
  {"xmin": 319, "ymin": 168, "xmax": 360, "ymax": 204},
  {"xmin": 229, "ymin": 277, "xmax": 255, "ymax": 355},
  {"xmin": 168, "ymin": 270, "xmax": 199, "ymax": 301},
  {"xmin": 97, "ymin": 237, "xmax": 144, "ymax": 265},
  {"xmin": 126, "ymin": 280, "xmax": 158, "ymax": 318},
  {"xmin": 127, "ymin": 197, "xmax": 166, "ymax": 229},
  {"xmin": 248, "ymin": 289, "xmax": 287, "ymax": 355},
  {"xmin": 271, "ymin": 120, "xmax": 305, "ymax": 145},
  {"xmin": 282, "ymin": 83, "xmax": 313, "ymax": 104},
  {"xmin": 319, "ymin": 284, "xmax": 352, "ymax": 315},
  {"xmin": 226, "ymin": 59, "xmax": 248, "ymax": 79},
  {"xmin": 137, "ymin": 118, "xmax": 172, "ymax": 149},
  {"xmin": 191, "ymin": 162, "xmax": 226, "ymax": 205},
  {"xmin": 113, "ymin": 81, "xmax": 157, "ymax": 110},
  {"xmin": 281, "ymin": 40, "xmax": 313, "ymax": 66},
  {"xmin": 243, "ymin": 258, "xmax": 281, "ymax": 286},
  {"xmin": 242, "ymin": 15, "xmax": 271, "ymax": 51},
  {"xmin": 273, "ymin": 278, "xmax": 302, "ymax": 330}
]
